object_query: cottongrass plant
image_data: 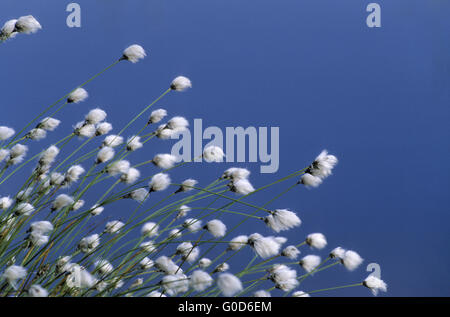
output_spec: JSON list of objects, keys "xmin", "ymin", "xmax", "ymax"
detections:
[{"xmin": 0, "ymin": 24, "xmax": 387, "ymax": 297}]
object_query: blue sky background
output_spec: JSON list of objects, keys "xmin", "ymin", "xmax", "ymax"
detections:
[{"xmin": 1, "ymin": 0, "xmax": 449, "ymax": 296}]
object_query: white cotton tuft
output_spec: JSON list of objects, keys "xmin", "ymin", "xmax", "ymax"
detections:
[
  {"xmin": 10, "ymin": 144, "xmax": 28, "ymax": 158},
  {"xmin": 228, "ymin": 235, "xmax": 249, "ymax": 251},
  {"xmin": 170, "ymin": 76, "xmax": 192, "ymax": 91},
  {"xmin": 205, "ymin": 219, "xmax": 227, "ymax": 238},
  {"xmin": 122, "ymin": 44, "xmax": 146, "ymax": 63},
  {"xmin": 105, "ymin": 220, "xmax": 125, "ymax": 234},
  {"xmin": 167, "ymin": 116, "xmax": 189, "ymax": 130},
  {"xmin": 67, "ymin": 88, "xmax": 88, "ymax": 104},
  {"xmin": 222, "ymin": 167, "xmax": 250, "ymax": 181},
  {"xmin": 107, "ymin": 160, "xmax": 130, "ymax": 176},
  {"xmin": 183, "ymin": 218, "xmax": 202, "ymax": 233},
  {"xmin": 0, "ymin": 196, "xmax": 13, "ymax": 210},
  {"xmin": 140, "ymin": 241, "xmax": 156, "ymax": 253},
  {"xmin": 27, "ymin": 128, "xmax": 47, "ymax": 140},
  {"xmin": 96, "ymin": 146, "xmax": 115, "ymax": 164},
  {"xmin": 38, "ymin": 117, "xmax": 60, "ymax": 131},
  {"xmin": 2, "ymin": 265, "xmax": 27, "ymax": 288},
  {"xmin": 0, "ymin": 126, "xmax": 15, "ymax": 140},
  {"xmin": 149, "ymin": 173, "xmax": 171, "ymax": 191},
  {"xmin": 126, "ymin": 136, "xmax": 143, "ymax": 151},
  {"xmin": 176, "ymin": 242, "xmax": 200, "ymax": 263},
  {"xmin": 15, "ymin": 15, "xmax": 42, "ymax": 34},
  {"xmin": 363, "ymin": 275, "xmax": 387, "ymax": 296},
  {"xmin": 153, "ymin": 153, "xmax": 177, "ymax": 169},
  {"xmin": 306, "ymin": 233, "xmax": 327, "ymax": 250},
  {"xmin": 74, "ymin": 122, "xmax": 96, "ymax": 138},
  {"xmin": 1, "ymin": 19, "xmax": 18, "ymax": 39},
  {"xmin": 341, "ymin": 250, "xmax": 364, "ymax": 271},
  {"xmin": 300, "ymin": 173, "xmax": 323, "ymax": 188},
  {"xmin": 39, "ymin": 145, "xmax": 59, "ymax": 165},
  {"xmin": 230, "ymin": 179, "xmax": 255, "ymax": 195},
  {"xmin": 95, "ymin": 260, "xmax": 114, "ymax": 275},
  {"xmin": 162, "ymin": 274, "xmax": 189, "ymax": 296},
  {"xmin": 147, "ymin": 291, "xmax": 166, "ymax": 297},
  {"xmin": 129, "ymin": 188, "xmax": 149, "ymax": 203},
  {"xmin": 292, "ymin": 291, "xmax": 310, "ymax": 297},
  {"xmin": 65, "ymin": 264, "xmax": 96, "ymax": 289},
  {"xmin": 189, "ymin": 270, "xmax": 213, "ymax": 292},
  {"xmin": 90, "ymin": 204, "xmax": 104, "ymax": 216},
  {"xmin": 148, "ymin": 109, "xmax": 167, "ymax": 124},
  {"xmin": 95, "ymin": 122, "xmax": 113, "ymax": 136},
  {"xmin": 213, "ymin": 263, "xmax": 230, "ymax": 273},
  {"xmin": 169, "ymin": 228, "xmax": 182, "ymax": 239},
  {"xmin": 254, "ymin": 290, "xmax": 271, "ymax": 297},
  {"xmin": 72, "ymin": 199, "xmax": 85, "ymax": 211},
  {"xmin": 78, "ymin": 234, "xmax": 100, "ymax": 253},
  {"xmin": 16, "ymin": 188, "xmax": 33, "ymax": 202},
  {"xmin": 50, "ymin": 172, "xmax": 64, "ymax": 186},
  {"xmin": 330, "ymin": 247, "xmax": 346, "ymax": 259},
  {"xmin": 203, "ymin": 146, "xmax": 225, "ymax": 163},
  {"xmin": 155, "ymin": 256, "xmax": 181, "ymax": 275},
  {"xmin": 265, "ymin": 209, "xmax": 301, "ymax": 232},
  {"xmin": 52, "ymin": 194, "xmax": 74, "ymax": 211},
  {"xmin": 15, "ymin": 202, "xmax": 35, "ymax": 216},
  {"xmin": 139, "ymin": 257, "xmax": 154, "ymax": 270},
  {"xmin": 30, "ymin": 221, "xmax": 53, "ymax": 235},
  {"xmin": 29, "ymin": 232, "xmax": 49, "ymax": 247},
  {"xmin": 141, "ymin": 222, "xmax": 159, "ymax": 237},
  {"xmin": 156, "ymin": 124, "xmax": 186, "ymax": 139},
  {"xmin": 282, "ymin": 245, "xmax": 301, "ymax": 259},
  {"xmin": 175, "ymin": 205, "xmax": 191, "ymax": 219},
  {"xmin": 177, "ymin": 179, "xmax": 198, "ymax": 193},
  {"xmin": 217, "ymin": 273, "xmax": 243, "ymax": 297},
  {"xmin": 268, "ymin": 264, "xmax": 299, "ymax": 292},
  {"xmin": 28, "ymin": 284, "xmax": 48, "ymax": 297},
  {"xmin": 300, "ymin": 255, "xmax": 321, "ymax": 273},
  {"xmin": 0, "ymin": 149, "xmax": 10, "ymax": 162},
  {"xmin": 310, "ymin": 150, "xmax": 338, "ymax": 180},
  {"xmin": 121, "ymin": 167, "xmax": 140, "ymax": 184},
  {"xmin": 103, "ymin": 135, "xmax": 123, "ymax": 148},
  {"xmin": 248, "ymin": 234, "xmax": 283, "ymax": 259},
  {"xmin": 199, "ymin": 258, "xmax": 212, "ymax": 269},
  {"xmin": 85, "ymin": 108, "xmax": 107, "ymax": 124},
  {"xmin": 65, "ymin": 165, "xmax": 85, "ymax": 184}
]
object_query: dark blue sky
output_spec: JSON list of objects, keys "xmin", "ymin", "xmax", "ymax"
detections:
[{"xmin": 1, "ymin": 0, "xmax": 449, "ymax": 296}]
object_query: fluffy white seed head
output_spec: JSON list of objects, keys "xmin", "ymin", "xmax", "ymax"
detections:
[
  {"xmin": 85, "ymin": 108, "xmax": 107, "ymax": 124},
  {"xmin": 39, "ymin": 145, "xmax": 60, "ymax": 166},
  {"xmin": 170, "ymin": 76, "xmax": 192, "ymax": 91},
  {"xmin": 67, "ymin": 88, "xmax": 88, "ymax": 104},
  {"xmin": 176, "ymin": 205, "xmax": 191, "ymax": 219},
  {"xmin": 222, "ymin": 167, "xmax": 250, "ymax": 181},
  {"xmin": 52, "ymin": 194, "xmax": 74, "ymax": 211},
  {"xmin": 292, "ymin": 291, "xmax": 310, "ymax": 297},
  {"xmin": 0, "ymin": 149, "xmax": 10, "ymax": 162},
  {"xmin": 10, "ymin": 144, "xmax": 28, "ymax": 158},
  {"xmin": 126, "ymin": 136, "xmax": 143, "ymax": 151},
  {"xmin": 265, "ymin": 209, "xmax": 301, "ymax": 232},
  {"xmin": 139, "ymin": 257, "xmax": 154, "ymax": 270},
  {"xmin": 282, "ymin": 245, "xmax": 301, "ymax": 259},
  {"xmin": 167, "ymin": 116, "xmax": 189, "ymax": 130},
  {"xmin": 107, "ymin": 160, "xmax": 130, "ymax": 176},
  {"xmin": 341, "ymin": 250, "xmax": 364, "ymax": 271},
  {"xmin": 78, "ymin": 234, "xmax": 100, "ymax": 253},
  {"xmin": 149, "ymin": 173, "xmax": 171, "ymax": 191},
  {"xmin": 95, "ymin": 260, "xmax": 114, "ymax": 275},
  {"xmin": 28, "ymin": 128, "xmax": 47, "ymax": 140},
  {"xmin": 39, "ymin": 117, "xmax": 60, "ymax": 131},
  {"xmin": 310, "ymin": 150, "xmax": 338, "ymax": 179},
  {"xmin": 0, "ymin": 126, "xmax": 15, "ymax": 140},
  {"xmin": 28, "ymin": 284, "xmax": 48, "ymax": 297},
  {"xmin": 330, "ymin": 247, "xmax": 346, "ymax": 259},
  {"xmin": 176, "ymin": 242, "xmax": 200, "ymax": 263},
  {"xmin": 155, "ymin": 256, "xmax": 181, "ymax": 275},
  {"xmin": 65, "ymin": 264, "xmax": 96, "ymax": 289},
  {"xmin": 306, "ymin": 233, "xmax": 327, "ymax": 250},
  {"xmin": 177, "ymin": 179, "xmax": 198, "ymax": 193},
  {"xmin": 189, "ymin": 270, "xmax": 213, "ymax": 292},
  {"xmin": 199, "ymin": 258, "xmax": 212, "ymax": 269},
  {"xmin": 230, "ymin": 179, "xmax": 255, "ymax": 195},
  {"xmin": 122, "ymin": 44, "xmax": 146, "ymax": 63},
  {"xmin": 268, "ymin": 264, "xmax": 299, "ymax": 291},
  {"xmin": 169, "ymin": 228, "xmax": 182, "ymax": 239},
  {"xmin": 90, "ymin": 204, "xmax": 104, "ymax": 216},
  {"xmin": 300, "ymin": 255, "xmax": 321, "ymax": 273},
  {"xmin": 254, "ymin": 290, "xmax": 271, "ymax": 297},
  {"xmin": 29, "ymin": 232, "xmax": 49, "ymax": 247},
  {"xmin": 74, "ymin": 122, "xmax": 96, "ymax": 138},
  {"xmin": 105, "ymin": 221, "xmax": 125, "ymax": 234},
  {"xmin": 1, "ymin": 19, "xmax": 18, "ymax": 39},
  {"xmin": 121, "ymin": 167, "xmax": 140, "ymax": 184},
  {"xmin": 149, "ymin": 109, "xmax": 167, "ymax": 124},
  {"xmin": 0, "ymin": 196, "xmax": 13, "ymax": 210},
  {"xmin": 15, "ymin": 15, "xmax": 42, "ymax": 34},
  {"xmin": 141, "ymin": 222, "xmax": 159, "ymax": 237},
  {"xmin": 248, "ymin": 234, "xmax": 283, "ymax": 259},
  {"xmin": 15, "ymin": 202, "xmax": 35, "ymax": 216},
  {"xmin": 203, "ymin": 146, "xmax": 225, "ymax": 163},
  {"xmin": 72, "ymin": 199, "xmax": 85, "ymax": 211},
  {"xmin": 300, "ymin": 173, "xmax": 323, "ymax": 188},
  {"xmin": 64, "ymin": 165, "xmax": 85, "ymax": 184},
  {"xmin": 30, "ymin": 221, "xmax": 53, "ymax": 235},
  {"xmin": 140, "ymin": 241, "xmax": 156, "ymax": 253},
  {"xmin": 129, "ymin": 188, "xmax": 149, "ymax": 203},
  {"xmin": 363, "ymin": 275, "xmax": 387, "ymax": 296},
  {"xmin": 96, "ymin": 146, "xmax": 115, "ymax": 164},
  {"xmin": 183, "ymin": 218, "xmax": 202, "ymax": 233},
  {"xmin": 205, "ymin": 219, "xmax": 227, "ymax": 238},
  {"xmin": 228, "ymin": 235, "xmax": 249, "ymax": 251},
  {"xmin": 152, "ymin": 153, "xmax": 177, "ymax": 169},
  {"xmin": 213, "ymin": 263, "xmax": 230, "ymax": 273},
  {"xmin": 103, "ymin": 135, "xmax": 123, "ymax": 148},
  {"xmin": 95, "ymin": 122, "xmax": 113, "ymax": 135},
  {"xmin": 147, "ymin": 291, "xmax": 166, "ymax": 297},
  {"xmin": 161, "ymin": 274, "xmax": 189, "ymax": 296},
  {"xmin": 217, "ymin": 273, "xmax": 243, "ymax": 297},
  {"xmin": 2, "ymin": 265, "xmax": 27, "ymax": 288}
]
